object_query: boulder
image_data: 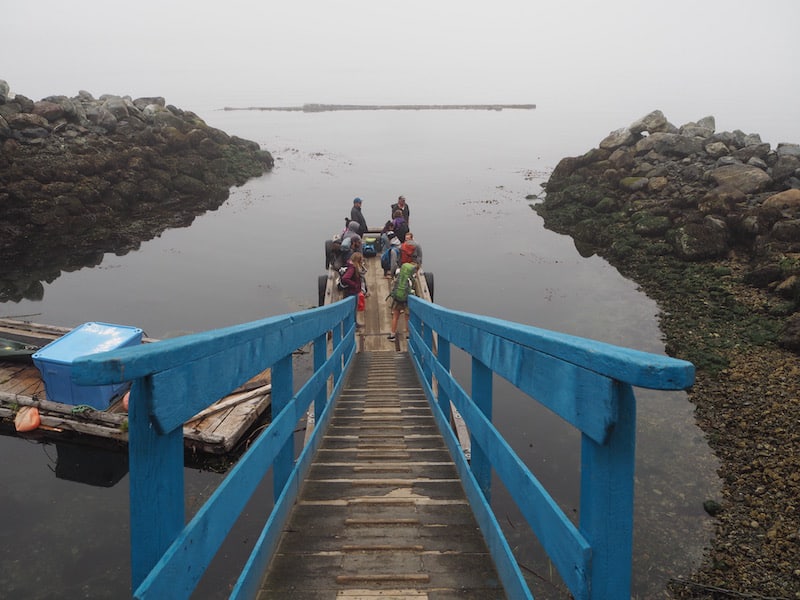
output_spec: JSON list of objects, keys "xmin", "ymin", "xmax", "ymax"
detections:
[
  {"xmin": 710, "ymin": 164, "xmax": 772, "ymax": 194},
  {"xmin": 600, "ymin": 127, "xmax": 638, "ymax": 150},
  {"xmin": 705, "ymin": 141, "xmax": 730, "ymax": 158},
  {"xmin": 763, "ymin": 189, "xmax": 800, "ymax": 210},
  {"xmin": 102, "ymin": 96, "xmax": 129, "ymax": 120},
  {"xmin": 634, "ymin": 132, "xmax": 705, "ymax": 157},
  {"xmin": 33, "ymin": 100, "xmax": 65, "ymax": 122},
  {"xmin": 743, "ymin": 264, "xmax": 784, "ymax": 288},
  {"xmin": 7, "ymin": 112, "xmax": 50, "ymax": 131},
  {"xmin": 669, "ymin": 222, "xmax": 729, "ymax": 260},
  {"xmin": 776, "ymin": 143, "xmax": 800, "ymax": 158},
  {"xmin": 771, "ymin": 219, "xmax": 800, "ymax": 242},
  {"xmin": 770, "ymin": 155, "xmax": 800, "ymax": 182},
  {"xmin": 629, "ymin": 110, "xmax": 670, "ymax": 135}
]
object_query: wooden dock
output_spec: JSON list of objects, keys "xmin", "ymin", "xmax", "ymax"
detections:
[
  {"xmin": 319, "ymin": 246, "xmax": 433, "ymax": 353},
  {"xmin": 0, "ymin": 318, "xmax": 271, "ymax": 455},
  {"xmin": 259, "ymin": 350, "xmax": 503, "ymax": 599}
]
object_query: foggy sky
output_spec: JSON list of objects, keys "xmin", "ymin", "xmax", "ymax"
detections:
[{"xmin": 3, "ymin": 0, "xmax": 799, "ymax": 144}]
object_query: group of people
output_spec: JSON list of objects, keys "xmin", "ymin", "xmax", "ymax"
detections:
[{"xmin": 336, "ymin": 195, "xmax": 421, "ymax": 340}]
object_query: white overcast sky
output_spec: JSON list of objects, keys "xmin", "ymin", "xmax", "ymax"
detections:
[{"xmin": 3, "ymin": 0, "xmax": 799, "ymax": 142}]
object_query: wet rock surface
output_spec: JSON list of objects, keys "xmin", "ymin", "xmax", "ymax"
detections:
[
  {"xmin": 0, "ymin": 81, "xmax": 274, "ymax": 302},
  {"xmin": 536, "ymin": 111, "xmax": 800, "ymax": 598}
]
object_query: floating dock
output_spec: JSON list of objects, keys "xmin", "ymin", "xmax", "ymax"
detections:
[{"xmin": 0, "ymin": 318, "xmax": 271, "ymax": 455}]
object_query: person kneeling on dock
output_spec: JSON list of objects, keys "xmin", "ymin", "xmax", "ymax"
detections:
[{"xmin": 387, "ymin": 262, "xmax": 416, "ymax": 341}]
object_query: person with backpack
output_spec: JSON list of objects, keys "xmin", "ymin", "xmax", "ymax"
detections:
[
  {"xmin": 400, "ymin": 231, "xmax": 422, "ymax": 267},
  {"xmin": 391, "ymin": 209, "xmax": 409, "ymax": 243},
  {"xmin": 379, "ymin": 220, "xmax": 394, "ymax": 251},
  {"xmin": 387, "ymin": 261, "xmax": 416, "ymax": 341},
  {"xmin": 380, "ymin": 233, "xmax": 401, "ymax": 278},
  {"xmin": 340, "ymin": 252, "xmax": 365, "ymax": 325}
]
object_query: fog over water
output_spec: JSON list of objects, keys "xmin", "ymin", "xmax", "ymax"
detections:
[{"xmin": 4, "ymin": 0, "xmax": 799, "ymax": 148}]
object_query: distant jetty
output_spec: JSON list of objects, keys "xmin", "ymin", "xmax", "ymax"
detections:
[{"xmin": 222, "ymin": 103, "xmax": 536, "ymax": 113}]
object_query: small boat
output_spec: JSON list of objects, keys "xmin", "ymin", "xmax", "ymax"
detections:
[{"xmin": 0, "ymin": 336, "xmax": 39, "ymax": 362}]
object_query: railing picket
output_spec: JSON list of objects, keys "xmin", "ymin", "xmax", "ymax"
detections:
[
  {"xmin": 471, "ymin": 356, "xmax": 493, "ymax": 503},
  {"xmin": 128, "ymin": 381, "xmax": 184, "ymax": 593},
  {"xmin": 436, "ymin": 335, "xmax": 451, "ymax": 418},
  {"xmin": 272, "ymin": 354, "xmax": 293, "ymax": 500},
  {"xmin": 580, "ymin": 382, "xmax": 637, "ymax": 599},
  {"xmin": 313, "ymin": 332, "xmax": 327, "ymax": 422}
]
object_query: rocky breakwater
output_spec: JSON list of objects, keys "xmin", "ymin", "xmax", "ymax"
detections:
[
  {"xmin": 0, "ymin": 80, "xmax": 274, "ymax": 303},
  {"xmin": 536, "ymin": 110, "xmax": 800, "ymax": 598}
]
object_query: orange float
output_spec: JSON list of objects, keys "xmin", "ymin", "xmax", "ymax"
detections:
[{"xmin": 14, "ymin": 406, "xmax": 41, "ymax": 432}]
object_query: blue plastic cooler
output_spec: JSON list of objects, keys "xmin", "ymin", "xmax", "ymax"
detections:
[{"xmin": 32, "ymin": 322, "xmax": 143, "ymax": 409}]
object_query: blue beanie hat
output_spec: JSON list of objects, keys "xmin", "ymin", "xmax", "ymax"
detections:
[{"xmin": 353, "ymin": 197, "xmax": 362, "ymax": 204}]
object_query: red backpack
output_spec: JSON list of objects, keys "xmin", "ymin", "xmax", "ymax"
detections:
[{"xmin": 400, "ymin": 240, "xmax": 418, "ymax": 264}]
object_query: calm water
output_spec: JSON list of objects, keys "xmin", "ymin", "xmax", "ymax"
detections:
[{"xmin": 1, "ymin": 107, "xmax": 720, "ymax": 598}]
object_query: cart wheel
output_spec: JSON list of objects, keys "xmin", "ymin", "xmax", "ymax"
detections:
[
  {"xmin": 318, "ymin": 274, "xmax": 328, "ymax": 306},
  {"xmin": 324, "ymin": 240, "xmax": 334, "ymax": 269},
  {"xmin": 424, "ymin": 272, "xmax": 434, "ymax": 302}
]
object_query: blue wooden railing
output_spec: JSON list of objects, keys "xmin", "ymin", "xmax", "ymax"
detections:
[
  {"xmin": 72, "ymin": 299, "xmax": 359, "ymax": 599},
  {"xmin": 405, "ymin": 296, "xmax": 694, "ymax": 599},
  {"xmin": 72, "ymin": 295, "xmax": 694, "ymax": 600}
]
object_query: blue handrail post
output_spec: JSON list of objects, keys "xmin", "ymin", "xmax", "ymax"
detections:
[
  {"xmin": 471, "ymin": 356, "xmax": 493, "ymax": 503},
  {"xmin": 128, "ymin": 380, "xmax": 185, "ymax": 590},
  {"xmin": 580, "ymin": 382, "xmax": 637, "ymax": 599},
  {"xmin": 332, "ymin": 315, "xmax": 343, "ymax": 382},
  {"xmin": 313, "ymin": 333, "xmax": 327, "ymax": 422},
  {"xmin": 420, "ymin": 318, "xmax": 434, "ymax": 385},
  {"xmin": 272, "ymin": 354, "xmax": 293, "ymax": 501},
  {"xmin": 436, "ymin": 336, "xmax": 451, "ymax": 418}
]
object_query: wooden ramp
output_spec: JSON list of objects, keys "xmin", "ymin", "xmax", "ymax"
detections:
[{"xmin": 259, "ymin": 351, "xmax": 504, "ymax": 599}]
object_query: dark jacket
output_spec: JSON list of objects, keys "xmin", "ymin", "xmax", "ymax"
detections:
[
  {"xmin": 350, "ymin": 205, "xmax": 368, "ymax": 236},
  {"xmin": 391, "ymin": 202, "xmax": 410, "ymax": 225}
]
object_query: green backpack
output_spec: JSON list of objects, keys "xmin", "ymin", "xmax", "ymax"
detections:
[{"xmin": 389, "ymin": 263, "xmax": 416, "ymax": 302}]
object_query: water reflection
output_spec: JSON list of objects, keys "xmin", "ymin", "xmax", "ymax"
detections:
[
  {"xmin": 0, "ymin": 197, "xmax": 225, "ymax": 303},
  {"xmin": 54, "ymin": 442, "xmax": 128, "ymax": 487}
]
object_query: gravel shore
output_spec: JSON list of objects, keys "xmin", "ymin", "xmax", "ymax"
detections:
[{"xmin": 611, "ymin": 255, "xmax": 800, "ymax": 599}]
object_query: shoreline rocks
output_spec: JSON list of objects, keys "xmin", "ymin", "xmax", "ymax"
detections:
[
  {"xmin": 536, "ymin": 111, "xmax": 800, "ymax": 599},
  {"xmin": 0, "ymin": 81, "xmax": 274, "ymax": 302},
  {"xmin": 538, "ymin": 109, "xmax": 800, "ymax": 355}
]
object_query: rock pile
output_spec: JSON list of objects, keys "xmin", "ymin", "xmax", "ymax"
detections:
[
  {"xmin": 537, "ymin": 109, "xmax": 800, "ymax": 354},
  {"xmin": 0, "ymin": 80, "xmax": 274, "ymax": 302}
]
